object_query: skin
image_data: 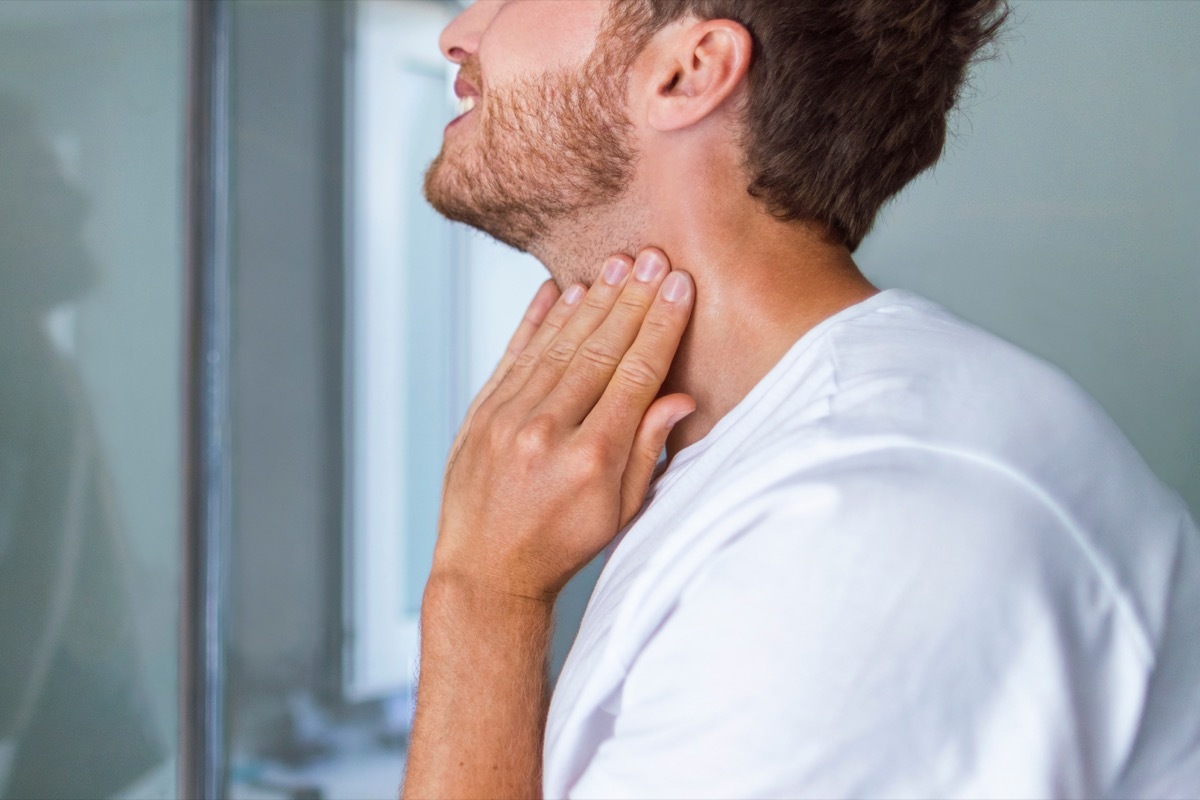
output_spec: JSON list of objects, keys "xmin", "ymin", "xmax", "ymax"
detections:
[{"xmin": 405, "ymin": 1, "xmax": 879, "ymax": 797}]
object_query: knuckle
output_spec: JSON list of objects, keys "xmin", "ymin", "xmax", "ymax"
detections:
[
  {"xmin": 582, "ymin": 293, "xmax": 611, "ymax": 314},
  {"xmin": 515, "ymin": 413, "xmax": 557, "ymax": 455},
  {"xmin": 544, "ymin": 340, "xmax": 578, "ymax": 364},
  {"xmin": 570, "ymin": 437, "xmax": 613, "ymax": 480},
  {"xmin": 485, "ymin": 403, "xmax": 518, "ymax": 440},
  {"xmin": 577, "ymin": 341, "xmax": 623, "ymax": 372},
  {"xmin": 487, "ymin": 422, "xmax": 509, "ymax": 452},
  {"xmin": 639, "ymin": 311, "xmax": 675, "ymax": 339},
  {"xmin": 513, "ymin": 349, "xmax": 540, "ymax": 371},
  {"xmin": 535, "ymin": 315, "xmax": 566, "ymax": 339},
  {"xmin": 542, "ymin": 306, "xmax": 569, "ymax": 326},
  {"xmin": 617, "ymin": 355, "xmax": 662, "ymax": 389},
  {"xmin": 614, "ymin": 293, "xmax": 649, "ymax": 316},
  {"xmin": 472, "ymin": 397, "xmax": 499, "ymax": 427}
]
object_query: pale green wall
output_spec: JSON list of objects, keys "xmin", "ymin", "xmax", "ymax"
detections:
[{"xmin": 857, "ymin": 0, "xmax": 1200, "ymax": 516}]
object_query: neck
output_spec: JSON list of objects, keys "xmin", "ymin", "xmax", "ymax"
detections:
[{"xmin": 528, "ymin": 149, "xmax": 877, "ymax": 460}]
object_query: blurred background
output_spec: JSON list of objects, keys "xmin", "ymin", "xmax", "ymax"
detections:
[{"xmin": 0, "ymin": 0, "xmax": 1195, "ymax": 798}]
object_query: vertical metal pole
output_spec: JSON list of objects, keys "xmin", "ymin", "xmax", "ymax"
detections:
[{"xmin": 181, "ymin": 0, "xmax": 232, "ymax": 797}]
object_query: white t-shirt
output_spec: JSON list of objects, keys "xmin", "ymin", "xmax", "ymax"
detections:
[{"xmin": 543, "ymin": 289, "xmax": 1200, "ymax": 799}]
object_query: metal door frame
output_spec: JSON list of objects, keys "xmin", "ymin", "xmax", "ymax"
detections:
[{"xmin": 181, "ymin": 1, "xmax": 232, "ymax": 797}]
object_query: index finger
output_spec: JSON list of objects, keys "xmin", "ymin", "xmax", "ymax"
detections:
[{"xmin": 583, "ymin": 270, "xmax": 694, "ymax": 442}]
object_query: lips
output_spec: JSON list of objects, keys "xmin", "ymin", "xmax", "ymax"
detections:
[
  {"xmin": 454, "ymin": 74, "xmax": 480, "ymax": 101},
  {"xmin": 448, "ymin": 71, "xmax": 482, "ymax": 128}
]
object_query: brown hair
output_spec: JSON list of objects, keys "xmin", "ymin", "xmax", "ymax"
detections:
[{"xmin": 610, "ymin": 0, "xmax": 1009, "ymax": 250}]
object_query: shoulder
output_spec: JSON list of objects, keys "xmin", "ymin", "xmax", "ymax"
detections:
[
  {"xmin": 575, "ymin": 446, "xmax": 1153, "ymax": 797},
  {"xmin": 727, "ymin": 290, "xmax": 1179, "ymax": 565},
  {"xmin": 617, "ymin": 440, "xmax": 1134, "ymax": 691},
  {"xmin": 679, "ymin": 443, "xmax": 1094, "ymax": 616},
  {"xmin": 812, "ymin": 291, "xmax": 1118, "ymax": 454},
  {"xmin": 593, "ymin": 446, "xmax": 1166, "ymax": 797}
]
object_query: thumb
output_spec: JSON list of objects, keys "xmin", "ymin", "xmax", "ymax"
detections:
[{"xmin": 619, "ymin": 393, "xmax": 695, "ymax": 528}]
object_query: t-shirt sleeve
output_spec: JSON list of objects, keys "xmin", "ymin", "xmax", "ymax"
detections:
[{"xmin": 565, "ymin": 448, "xmax": 1148, "ymax": 799}]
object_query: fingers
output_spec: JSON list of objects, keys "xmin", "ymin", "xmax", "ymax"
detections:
[
  {"xmin": 534, "ymin": 249, "xmax": 676, "ymax": 420},
  {"xmin": 619, "ymin": 393, "xmax": 694, "ymax": 527},
  {"xmin": 505, "ymin": 252, "xmax": 648, "ymax": 407},
  {"xmin": 584, "ymin": 265, "xmax": 694, "ymax": 444},
  {"xmin": 486, "ymin": 278, "xmax": 588, "ymax": 405}
]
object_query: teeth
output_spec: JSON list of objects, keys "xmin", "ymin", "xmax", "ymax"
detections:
[{"xmin": 455, "ymin": 95, "xmax": 478, "ymax": 117}]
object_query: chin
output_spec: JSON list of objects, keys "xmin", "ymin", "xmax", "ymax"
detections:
[{"xmin": 424, "ymin": 159, "xmax": 541, "ymax": 254}]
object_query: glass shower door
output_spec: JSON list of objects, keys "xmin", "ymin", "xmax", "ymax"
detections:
[{"xmin": 0, "ymin": 2, "xmax": 188, "ymax": 797}]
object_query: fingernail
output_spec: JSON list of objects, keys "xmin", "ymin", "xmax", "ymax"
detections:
[
  {"xmin": 634, "ymin": 250, "xmax": 666, "ymax": 282},
  {"xmin": 603, "ymin": 257, "xmax": 630, "ymax": 286},
  {"xmin": 666, "ymin": 409, "xmax": 694, "ymax": 430},
  {"xmin": 662, "ymin": 272, "xmax": 690, "ymax": 303},
  {"xmin": 563, "ymin": 284, "xmax": 585, "ymax": 305}
]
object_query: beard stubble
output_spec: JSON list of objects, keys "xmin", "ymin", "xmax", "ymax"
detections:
[{"xmin": 423, "ymin": 33, "xmax": 639, "ymax": 255}]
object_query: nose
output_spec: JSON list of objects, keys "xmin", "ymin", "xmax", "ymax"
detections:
[{"xmin": 439, "ymin": 0, "xmax": 503, "ymax": 64}]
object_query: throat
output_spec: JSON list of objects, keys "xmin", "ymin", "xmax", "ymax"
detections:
[
  {"xmin": 526, "ymin": 198, "xmax": 651, "ymax": 290},
  {"xmin": 526, "ymin": 194, "xmax": 877, "ymax": 462}
]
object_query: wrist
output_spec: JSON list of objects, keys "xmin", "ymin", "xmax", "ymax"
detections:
[{"xmin": 422, "ymin": 569, "xmax": 556, "ymax": 621}]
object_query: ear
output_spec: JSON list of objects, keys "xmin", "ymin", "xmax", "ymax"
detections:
[{"xmin": 643, "ymin": 18, "xmax": 752, "ymax": 132}]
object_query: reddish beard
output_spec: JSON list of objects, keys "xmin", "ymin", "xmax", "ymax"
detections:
[{"xmin": 423, "ymin": 39, "xmax": 637, "ymax": 254}]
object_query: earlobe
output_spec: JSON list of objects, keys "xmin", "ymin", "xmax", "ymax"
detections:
[{"xmin": 646, "ymin": 19, "xmax": 751, "ymax": 132}]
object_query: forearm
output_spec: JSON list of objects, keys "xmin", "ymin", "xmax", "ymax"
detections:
[{"xmin": 402, "ymin": 573, "xmax": 554, "ymax": 800}]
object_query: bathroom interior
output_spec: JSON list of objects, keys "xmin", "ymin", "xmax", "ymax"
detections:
[{"xmin": 0, "ymin": 0, "xmax": 1196, "ymax": 798}]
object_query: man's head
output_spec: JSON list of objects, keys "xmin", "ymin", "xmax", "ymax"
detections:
[
  {"xmin": 425, "ymin": 0, "xmax": 1007, "ymax": 256},
  {"xmin": 0, "ymin": 93, "xmax": 95, "ymax": 320},
  {"xmin": 423, "ymin": 1, "xmax": 640, "ymax": 255}
]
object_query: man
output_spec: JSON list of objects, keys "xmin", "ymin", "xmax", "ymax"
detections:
[{"xmin": 405, "ymin": 0, "xmax": 1200, "ymax": 797}]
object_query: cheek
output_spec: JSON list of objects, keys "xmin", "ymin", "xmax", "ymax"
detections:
[{"xmin": 478, "ymin": 0, "xmax": 606, "ymax": 86}]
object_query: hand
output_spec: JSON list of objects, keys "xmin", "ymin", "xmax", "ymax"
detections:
[{"xmin": 431, "ymin": 248, "xmax": 696, "ymax": 602}]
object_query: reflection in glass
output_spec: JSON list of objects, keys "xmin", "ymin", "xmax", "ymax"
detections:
[
  {"xmin": 0, "ymin": 2, "xmax": 186, "ymax": 797},
  {"xmin": 0, "ymin": 92, "xmax": 162, "ymax": 800}
]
